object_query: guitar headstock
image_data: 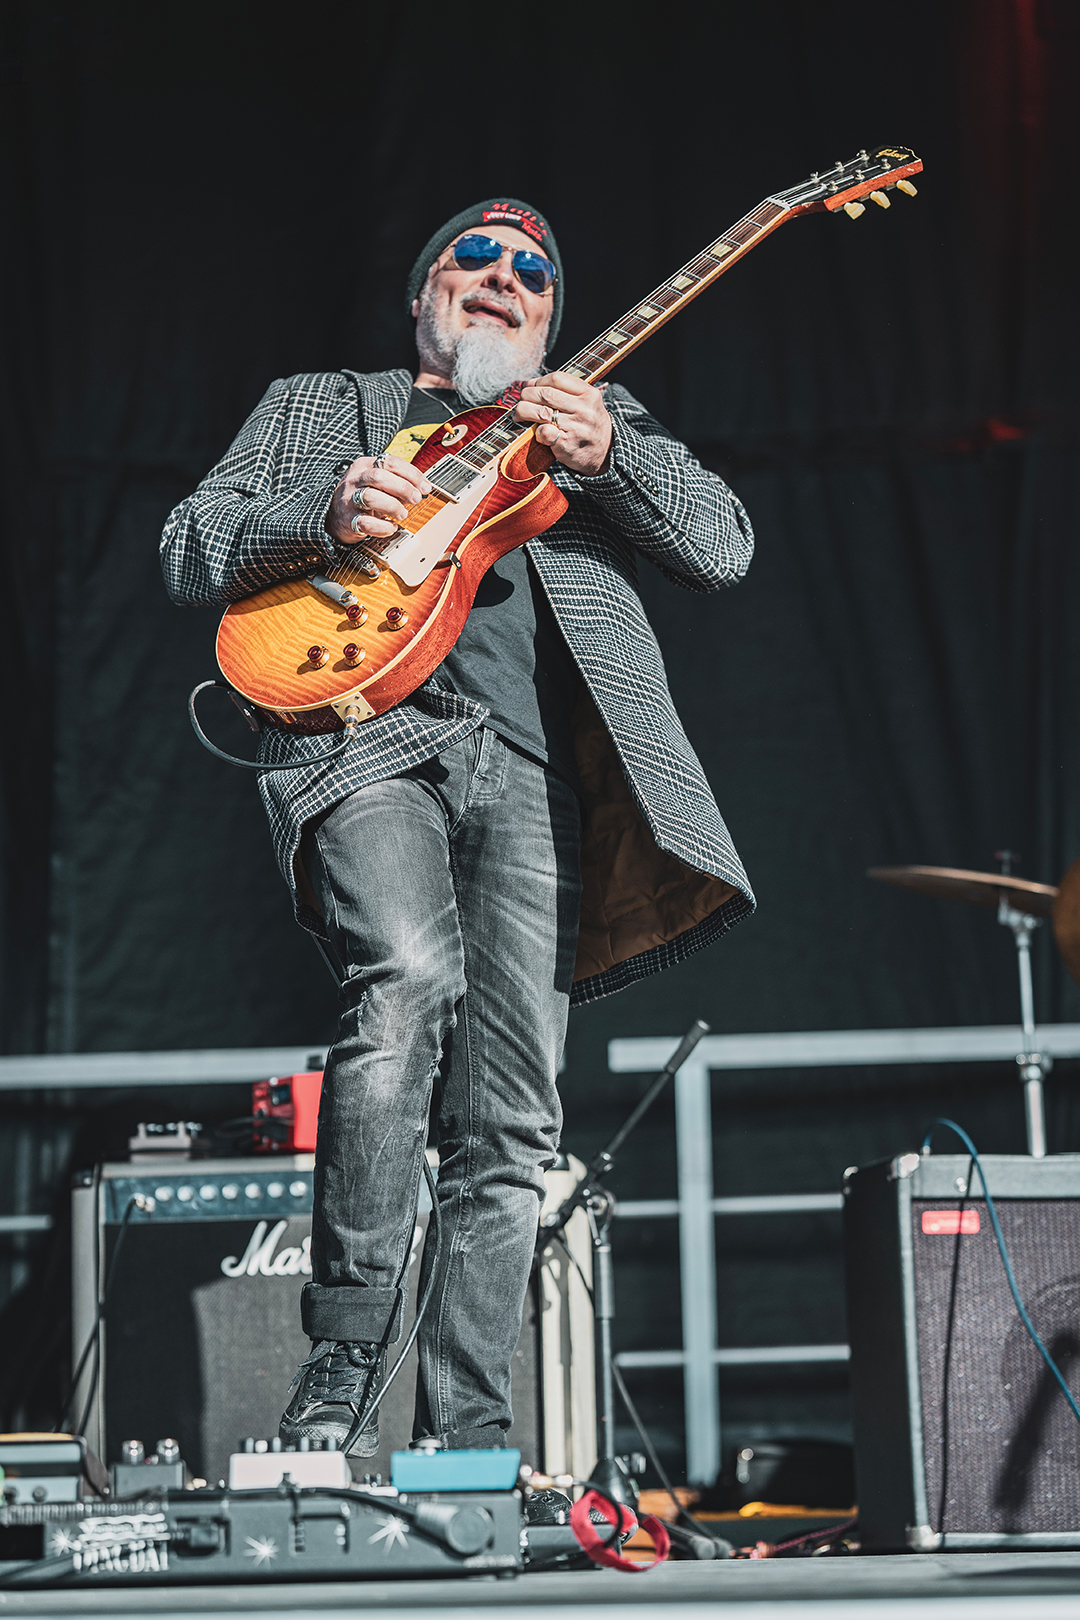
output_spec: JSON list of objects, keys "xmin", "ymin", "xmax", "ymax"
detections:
[{"xmin": 775, "ymin": 145, "xmax": 923, "ymax": 219}]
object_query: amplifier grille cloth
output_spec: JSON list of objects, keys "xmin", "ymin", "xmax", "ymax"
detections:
[
  {"xmin": 104, "ymin": 1214, "xmax": 538, "ymax": 1486},
  {"xmin": 914, "ymin": 1197, "xmax": 1080, "ymax": 1534}
]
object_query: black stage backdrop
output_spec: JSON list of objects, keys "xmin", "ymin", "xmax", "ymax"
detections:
[{"xmin": 3, "ymin": 0, "xmax": 1080, "ymax": 1470}]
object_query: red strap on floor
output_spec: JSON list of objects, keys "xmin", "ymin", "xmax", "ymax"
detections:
[{"xmin": 569, "ymin": 1489, "xmax": 671, "ymax": 1570}]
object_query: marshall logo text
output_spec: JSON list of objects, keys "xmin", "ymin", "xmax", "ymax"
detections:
[{"xmin": 221, "ymin": 1220, "xmax": 312, "ymax": 1278}]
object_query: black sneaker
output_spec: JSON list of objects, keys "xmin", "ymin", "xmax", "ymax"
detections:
[
  {"xmin": 525, "ymin": 1487, "xmax": 572, "ymax": 1525},
  {"xmin": 279, "ymin": 1339, "xmax": 385, "ymax": 1457}
]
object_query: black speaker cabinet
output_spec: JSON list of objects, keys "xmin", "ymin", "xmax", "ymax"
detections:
[
  {"xmin": 72, "ymin": 1157, "xmax": 593, "ymax": 1487},
  {"xmin": 845, "ymin": 1151, "xmax": 1080, "ymax": 1550}
]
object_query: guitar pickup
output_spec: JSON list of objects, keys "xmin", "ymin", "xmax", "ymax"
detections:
[{"xmin": 307, "ymin": 573, "xmax": 358, "ymax": 607}]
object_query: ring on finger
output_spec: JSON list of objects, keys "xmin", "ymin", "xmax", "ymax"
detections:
[
  {"xmin": 350, "ymin": 514, "xmax": 367, "ymax": 533},
  {"xmin": 374, "ymin": 453, "xmax": 389, "ymax": 469},
  {"xmin": 351, "ymin": 486, "xmax": 371, "ymax": 509},
  {"xmin": 550, "ymin": 408, "xmax": 560, "ymax": 428}
]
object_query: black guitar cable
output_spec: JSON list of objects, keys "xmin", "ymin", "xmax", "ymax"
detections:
[
  {"xmin": 923, "ymin": 1118, "xmax": 1080, "ymax": 1429},
  {"xmin": 56, "ymin": 1193, "xmax": 143, "ymax": 1438},
  {"xmin": 188, "ymin": 680, "xmax": 363, "ymax": 772},
  {"xmin": 339, "ymin": 1153, "xmax": 442, "ymax": 1456}
]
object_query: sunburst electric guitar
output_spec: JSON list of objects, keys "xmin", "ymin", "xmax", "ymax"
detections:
[{"xmin": 209, "ymin": 145, "xmax": 922, "ymax": 751}]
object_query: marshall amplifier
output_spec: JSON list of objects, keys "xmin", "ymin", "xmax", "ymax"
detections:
[
  {"xmin": 72, "ymin": 1156, "xmax": 593, "ymax": 1490},
  {"xmin": 844, "ymin": 1151, "xmax": 1080, "ymax": 1551}
]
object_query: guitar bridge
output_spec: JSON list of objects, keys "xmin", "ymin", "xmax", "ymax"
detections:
[
  {"xmin": 346, "ymin": 550, "xmax": 384, "ymax": 579},
  {"xmin": 306, "ymin": 573, "xmax": 359, "ymax": 606}
]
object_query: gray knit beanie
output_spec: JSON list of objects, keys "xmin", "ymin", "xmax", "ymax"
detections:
[{"xmin": 405, "ymin": 198, "xmax": 563, "ymax": 351}]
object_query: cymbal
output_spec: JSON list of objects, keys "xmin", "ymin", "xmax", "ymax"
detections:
[
  {"xmin": 1053, "ymin": 856, "xmax": 1080, "ymax": 989},
  {"xmin": 867, "ymin": 865, "xmax": 1059, "ymax": 918}
]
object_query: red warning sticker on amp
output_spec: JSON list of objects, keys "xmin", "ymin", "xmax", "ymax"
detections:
[{"xmin": 921, "ymin": 1209, "xmax": 981, "ymax": 1235}]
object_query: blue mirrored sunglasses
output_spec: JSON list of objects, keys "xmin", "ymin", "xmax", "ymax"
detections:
[{"xmin": 450, "ymin": 234, "xmax": 556, "ymax": 296}]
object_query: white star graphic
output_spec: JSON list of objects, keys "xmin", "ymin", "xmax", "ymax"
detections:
[
  {"xmin": 368, "ymin": 1514, "xmax": 410, "ymax": 1553},
  {"xmin": 243, "ymin": 1534, "xmax": 278, "ymax": 1565}
]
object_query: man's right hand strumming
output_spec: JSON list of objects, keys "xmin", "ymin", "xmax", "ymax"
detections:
[{"xmin": 326, "ymin": 453, "xmax": 433, "ymax": 545}]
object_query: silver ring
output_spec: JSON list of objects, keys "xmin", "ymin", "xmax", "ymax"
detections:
[
  {"xmin": 374, "ymin": 453, "xmax": 390, "ymax": 469},
  {"xmin": 351, "ymin": 486, "xmax": 370, "ymax": 509},
  {"xmin": 550, "ymin": 409, "xmax": 560, "ymax": 428}
]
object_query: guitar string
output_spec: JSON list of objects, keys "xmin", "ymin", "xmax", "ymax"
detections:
[{"xmin": 322, "ymin": 168, "xmax": 901, "ymax": 590}]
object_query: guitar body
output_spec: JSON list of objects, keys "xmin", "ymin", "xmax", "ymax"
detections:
[{"xmin": 215, "ymin": 408, "xmax": 567, "ymax": 733}]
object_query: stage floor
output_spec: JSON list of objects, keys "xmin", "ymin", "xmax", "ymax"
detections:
[{"xmin": 4, "ymin": 1554, "xmax": 1080, "ymax": 1619}]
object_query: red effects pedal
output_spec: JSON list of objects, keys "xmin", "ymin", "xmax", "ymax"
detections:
[{"xmin": 251, "ymin": 1073, "xmax": 323, "ymax": 1154}]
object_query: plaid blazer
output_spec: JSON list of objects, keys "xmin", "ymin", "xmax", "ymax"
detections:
[{"xmin": 161, "ymin": 368, "xmax": 756, "ymax": 1004}]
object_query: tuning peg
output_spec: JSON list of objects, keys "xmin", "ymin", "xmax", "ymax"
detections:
[
  {"xmin": 843, "ymin": 201, "xmax": 866, "ymax": 219},
  {"xmin": 896, "ymin": 180, "xmax": 918, "ymax": 196},
  {"xmin": 869, "ymin": 190, "xmax": 890, "ymax": 209}
]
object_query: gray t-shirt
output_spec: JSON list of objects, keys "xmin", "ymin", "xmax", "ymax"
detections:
[{"xmin": 396, "ymin": 387, "xmax": 582, "ymax": 791}]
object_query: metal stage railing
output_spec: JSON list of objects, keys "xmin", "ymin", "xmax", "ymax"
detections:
[
  {"xmin": 608, "ymin": 1024, "xmax": 1080, "ymax": 1487},
  {"xmin": 5, "ymin": 1026, "xmax": 1080, "ymax": 1486}
]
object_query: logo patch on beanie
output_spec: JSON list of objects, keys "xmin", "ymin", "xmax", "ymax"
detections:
[{"xmin": 482, "ymin": 204, "xmax": 546, "ymax": 244}]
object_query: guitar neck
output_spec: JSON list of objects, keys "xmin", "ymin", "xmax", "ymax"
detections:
[
  {"xmin": 419, "ymin": 145, "xmax": 924, "ymax": 493},
  {"xmin": 444, "ymin": 195, "xmax": 792, "ymax": 479},
  {"xmin": 562, "ymin": 196, "xmax": 792, "ymax": 384}
]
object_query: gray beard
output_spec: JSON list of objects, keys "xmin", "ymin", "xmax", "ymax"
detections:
[{"xmin": 415, "ymin": 287, "xmax": 547, "ymax": 406}]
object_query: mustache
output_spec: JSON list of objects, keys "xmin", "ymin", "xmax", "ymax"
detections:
[{"xmin": 455, "ymin": 289, "xmax": 523, "ymax": 329}]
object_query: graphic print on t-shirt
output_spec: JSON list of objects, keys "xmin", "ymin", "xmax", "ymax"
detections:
[
  {"xmin": 388, "ymin": 387, "xmax": 582, "ymax": 791},
  {"xmin": 384, "ymin": 420, "xmax": 445, "ymax": 464}
]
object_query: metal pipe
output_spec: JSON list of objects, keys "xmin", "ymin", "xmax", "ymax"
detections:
[
  {"xmin": 1024, "ymin": 1076, "xmax": 1047, "ymax": 1159},
  {"xmin": 1015, "ymin": 921, "xmax": 1036, "ymax": 1044},
  {"xmin": 999, "ymin": 900, "xmax": 1049, "ymax": 1158},
  {"xmin": 592, "ymin": 1221, "xmax": 616, "ymax": 1463}
]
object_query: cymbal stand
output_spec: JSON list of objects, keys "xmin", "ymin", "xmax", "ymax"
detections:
[
  {"xmin": 997, "ymin": 896, "xmax": 1051, "ymax": 1158},
  {"xmin": 538, "ymin": 1019, "xmax": 710, "ymax": 1496}
]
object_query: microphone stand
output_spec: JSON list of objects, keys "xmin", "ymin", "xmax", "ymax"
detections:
[{"xmin": 538, "ymin": 1019, "xmax": 710, "ymax": 1506}]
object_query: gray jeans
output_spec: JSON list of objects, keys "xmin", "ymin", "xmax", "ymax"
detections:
[{"xmin": 299, "ymin": 729, "xmax": 582, "ymax": 1445}]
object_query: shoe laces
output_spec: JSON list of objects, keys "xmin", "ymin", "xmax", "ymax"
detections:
[{"xmin": 290, "ymin": 1339, "xmax": 382, "ymax": 1403}]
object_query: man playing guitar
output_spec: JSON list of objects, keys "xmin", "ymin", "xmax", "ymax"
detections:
[{"xmin": 162, "ymin": 198, "xmax": 755, "ymax": 1456}]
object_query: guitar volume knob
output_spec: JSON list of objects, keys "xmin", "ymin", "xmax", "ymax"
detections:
[
  {"xmin": 385, "ymin": 607, "xmax": 408, "ymax": 630},
  {"xmin": 346, "ymin": 604, "xmax": 368, "ymax": 626},
  {"xmin": 342, "ymin": 643, "xmax": 365, "ymax": 668},
  {"xmin": 307, "ymin": 645, "xmax": 330, "ymax": 668}
]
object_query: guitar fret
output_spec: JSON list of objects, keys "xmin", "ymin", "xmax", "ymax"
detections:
[
  {"xmin": 686, "ymin": 253, "xmax": 724, "ymax": 276},
  {"xmin": 725, "ymin": 217, "xmax": 765, "ymax": 246}
]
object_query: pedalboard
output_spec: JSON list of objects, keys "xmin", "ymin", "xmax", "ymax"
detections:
[
  {"xmin": 0, "ymin": 1485, "xmax": 524, "ymax": 1584},
  {"xmin": 0, "ymin": 1442, "xmax": 535, "ymax": 1586}
]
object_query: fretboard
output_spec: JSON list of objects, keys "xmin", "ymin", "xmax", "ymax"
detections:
[
  {"xmin": 429, "ymin": 195, "xmax": 790, "ymax": 488},
  {"xmin": 560, "ymin": 198, "xmax": 789, "ymax": 384}
]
